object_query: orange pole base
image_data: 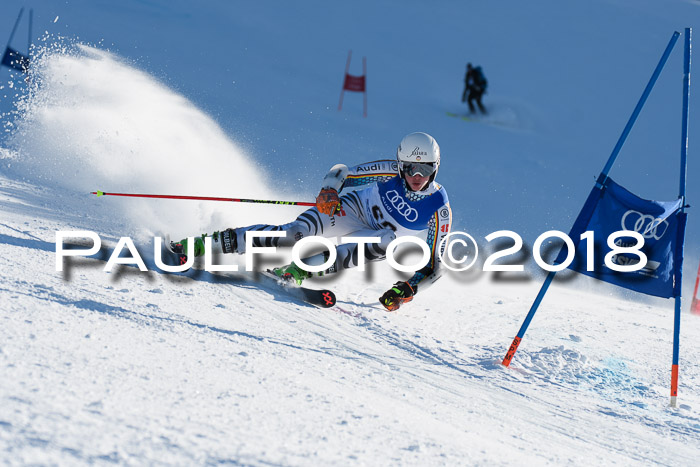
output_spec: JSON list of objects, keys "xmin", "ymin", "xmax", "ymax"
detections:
[{"xmin": 502, "ymin": 336, "xmax": 522, "ymax": 367}]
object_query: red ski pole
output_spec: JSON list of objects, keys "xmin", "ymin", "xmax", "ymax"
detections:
[{"xmin": 91, "ymin": 190, "xmax": 316, "ymax": 207}]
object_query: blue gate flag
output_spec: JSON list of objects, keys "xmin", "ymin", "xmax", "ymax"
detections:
[
  {"xmin": 1, "ymin": 46, "xmax": 29, "ymax": 72},
  {"xmin": 566, "ymin": 178, "xmax": 685, "ymax": 298}
]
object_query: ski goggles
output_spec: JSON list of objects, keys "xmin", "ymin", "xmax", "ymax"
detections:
[{"xmin": 400, "ymin": 161, "xmax": 437, "ymax": 177}]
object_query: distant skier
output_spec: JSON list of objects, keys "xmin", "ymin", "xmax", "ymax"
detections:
[
  {"xmin": 172, "ymin": 132, "xmax": 452, "ymax": 312},
  {"xmin": 461, "ymin": 63, "xmax": 488, "ymax": 114}
]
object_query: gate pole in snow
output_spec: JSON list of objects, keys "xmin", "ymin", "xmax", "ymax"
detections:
[
  {"xmin": 502, "ymin": 31, "xmax": 681, "ymax": 368},
  {"xmin": 4, "ymin": 7, "xmax": 24, "ymax": 48},
  {"xmin": 337, "ymin": 50, "xmax": 352, "ymax": 111},
  {"xmin": 362, "ymin": 56, "xmax": 367, "ymax": 118},
  {"xmin": 28, "ymin": 9, "xmax": 33, "ymax": 56},
  {"xmin": 597, "ymin": 31, "xmax": 680, "ymax": 187},
  {"xmin": 2, "ymin": 7, "xmax": 33, "ymax": 73},
  {"xmin": 502, "ymin": 271, "xmax": 556, "ymax": 366},
  {"xmin": 338, "ymin": 50, "xmax": 367, "ymax": 117},
  {"xmin": 690, "ymin": 259, "xmax": 700, "ymax": 314},
  {"xmin": 671, "ymin": 27, "xmax": 691, "ymax": 408}
]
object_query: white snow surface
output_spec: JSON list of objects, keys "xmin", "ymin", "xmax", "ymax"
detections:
[{"xmin": 1, "ymin": 0, "xmax": 700, "ymax": 464}]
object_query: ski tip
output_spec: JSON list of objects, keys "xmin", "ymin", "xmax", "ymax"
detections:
[
  {"xmin": 92, "ymin": 190, "xmax": 105, "ymax": 197},
  {"xmin": 318, "ymin": 290, "xmax": 336, "ymax": 308},
  {"xmin": 260, "ymin": 269, "xmax": 337, "ymax": 308}
]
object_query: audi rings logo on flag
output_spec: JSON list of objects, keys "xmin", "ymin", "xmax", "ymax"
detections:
[
  {"xmin": 620, "ymin": 210, "xmax": 669, "ymax": 240},
  {"xmin": 385, "ymin": 190, "xmax": 419, "ymax": 222}
]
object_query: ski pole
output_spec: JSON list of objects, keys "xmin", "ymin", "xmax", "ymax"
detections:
[{"xmin": 90, "ymin": 190, "xmax": 316, "ymax": 207}]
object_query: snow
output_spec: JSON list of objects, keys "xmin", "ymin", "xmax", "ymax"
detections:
[{"xmin": 1, "ymin": 0, "xmax": 700, "ymax": 464}]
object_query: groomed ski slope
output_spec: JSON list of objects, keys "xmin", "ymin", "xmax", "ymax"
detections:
[
  {"xmin": 1, "ymin": 167, "xmax": 700, "ymax": 464},
  {"xmin": 1, "ymin": 0, "xmax": 700, "ymax": 464}
]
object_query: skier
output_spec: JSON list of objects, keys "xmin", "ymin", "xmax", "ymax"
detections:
[
  {"xmin": 172, "ymin": 132, "xmax": 452, "ymax": 312},
  {"xmin": 462, "ymin": 63, "xmax": 488, "ymax": 114}
]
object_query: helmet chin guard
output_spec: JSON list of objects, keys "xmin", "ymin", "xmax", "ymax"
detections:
[{"xmin": 396, "ymin": 132, "xmax": 440, "ymax": 191}]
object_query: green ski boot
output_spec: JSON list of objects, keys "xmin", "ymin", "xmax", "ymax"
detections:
[
  {"xmin": 170, "ymin": 229, "xmax": 238, "ymax": 261},
  {"xmin": 170, "ymin": 235, "xmax": 206, "ymax": 259},
  {"xmin": 273, "ymin": 262, "xmax": 312, "ymax": 286}
]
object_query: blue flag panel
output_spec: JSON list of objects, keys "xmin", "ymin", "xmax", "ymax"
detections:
[
  {"xmin": 1, "ymin": 47, "xmax": 29, "ymax": 73},
  {"xmin": 567, "ymin": 178, "xmax": 684, "ymax": 298}
]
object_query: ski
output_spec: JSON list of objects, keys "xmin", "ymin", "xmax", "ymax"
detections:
[
  {"xmin": 162, "ymin": 236, "xmax": 336, "ymax": 309},
  {"xmin": 257, "ymin": 270, "xmax": 337, "ymax": 309},
  {"xmin": 446, "ymin": 111, "xmax": 479, "ymax": 121},
  {"xmin": 446, "ymin": 111, "xmax": 514, "ymax": 129}
]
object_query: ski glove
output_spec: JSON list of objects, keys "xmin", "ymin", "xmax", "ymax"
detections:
[
  {"xmin": 316, "ymin": 187, "xmax": 340, "ymax": 216},
  {"xmin": 379, "ymin": 281, "xmax": 414, "ymax": 312}
]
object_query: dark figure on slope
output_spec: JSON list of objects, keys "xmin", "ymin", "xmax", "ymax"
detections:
[{"xmin": 461, "ymin": 63, "xmax": 488, "ymax": 114}]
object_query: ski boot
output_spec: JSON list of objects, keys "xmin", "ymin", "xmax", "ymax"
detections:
[
  {"xmin": 170, "ymin": 229, "xmax": 238, "ymax": 262},
  {"xmin": 170, "ymin": 235, "xmax": 205, "ymax": 262},
  {"xmin": 273, "ymin": 262, "xmax": 313, "ymax": 286}
]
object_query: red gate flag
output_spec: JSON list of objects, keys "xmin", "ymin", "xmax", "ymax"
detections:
[
  {"xmin": 343, "ymin": 74, "xmax": 365, "ymax": 92},
  {"xmin": 1, "ymin": 46, "xmax": 29, "ymax": 72},
  {"xmin": 338, "ymin": 50, "xmax": 367, "ymax": 117}
]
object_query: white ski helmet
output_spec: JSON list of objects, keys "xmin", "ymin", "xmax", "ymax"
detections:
[{"xmin": 396, "ymin": 132, "xmax": 440, "ymax": 190}]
